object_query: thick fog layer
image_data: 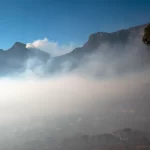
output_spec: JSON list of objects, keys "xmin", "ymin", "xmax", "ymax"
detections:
[{"xmin": 0, "ymin": 36, "xmax": 150, "ymax": 136}]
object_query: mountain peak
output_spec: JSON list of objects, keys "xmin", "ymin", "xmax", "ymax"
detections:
[
  {"xmin": 12, "ymin": 42, "xmax": 26, "ymax": 49},
  {"xmin": 82, "ymin": 24, "xmax": 146, "ymax": 50}
]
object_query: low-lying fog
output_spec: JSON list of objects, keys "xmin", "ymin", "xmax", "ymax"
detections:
[{"xmin": 0, "ymin": 37, "xmax": 150, "ymax": 143}]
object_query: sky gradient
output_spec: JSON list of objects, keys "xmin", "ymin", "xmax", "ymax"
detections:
[{"xmin": 0, "ymin": 0, "xmax": 150, "ymax": 49}]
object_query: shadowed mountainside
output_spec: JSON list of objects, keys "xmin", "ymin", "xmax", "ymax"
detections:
[
  {"xmin": 0, "ymin": 24, "xmax": 149, "ymax": 75},
  {"xmin": 0, "ymin": 42, "xmax": 50, "ymax": 75},
  {"xmin": 49, "ymin": 24, "xmax": 150, "ymax": 74}
]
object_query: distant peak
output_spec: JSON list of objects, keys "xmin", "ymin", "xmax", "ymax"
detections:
[
  {"xmin": 89, "ymin": 32, "xmax": 109, "ymax": 40},
  {"xmin": 12, "ymin": 42, "xmax": 26, "ymax": 49}
]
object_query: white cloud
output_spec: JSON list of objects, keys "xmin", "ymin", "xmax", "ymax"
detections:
[{"xmin": 26, "ymin": 38, "xmax": 78, "ymax": 56}]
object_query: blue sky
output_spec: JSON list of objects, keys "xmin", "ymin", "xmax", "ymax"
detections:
[{"xmin": 0, "ymin": 0, "xmax": 150, "ymax": 49}]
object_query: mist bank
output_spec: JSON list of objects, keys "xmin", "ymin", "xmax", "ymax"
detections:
[
  {"xmin": 0, "ymin": 24, "xmax": 150, "ymax": 136},
  {"xmin": 1, "ymin": 69, "xmax": 150, "ymax": 134}
]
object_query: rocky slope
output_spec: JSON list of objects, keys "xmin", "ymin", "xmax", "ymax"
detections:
[
  {"xmin": 0, "ymin": 42, "xmax": 50, "ymax": 75},
  {"xmin": 50, "ymin": 24, "xmax": 150, "ymax": 74},
  {"xmin": 0, "ymin": 24, "xmax": 149, "ymax": 75}
]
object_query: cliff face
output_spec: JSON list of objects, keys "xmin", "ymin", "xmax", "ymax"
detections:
[
  {"xmin": 49, "ymin": 24, "xmax": 149, "ymax": 73},
  {"xmin": 73, "ymin": 24, "xmax": 146, "ymax": 54}
]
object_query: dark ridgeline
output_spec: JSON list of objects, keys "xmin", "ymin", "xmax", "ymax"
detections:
[
  {"xmin": 50, "ymin": 24, "xmax": 150, "ymax": 73},
  {"xmin": 0, "ymin": 24, "xmax": 149, "ymax": 75}
]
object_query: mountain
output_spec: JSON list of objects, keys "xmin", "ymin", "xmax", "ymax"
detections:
[
  {"xmin": 49, "ymin": 24, "xmax": 150, "ymax": 73},
  {"xmin": 0, "ymin": 42, "xmax": 50, "ymax": 75},
  {"xmin": 0, "ymin": 24, "xmax": 149, "ymax": 75}
]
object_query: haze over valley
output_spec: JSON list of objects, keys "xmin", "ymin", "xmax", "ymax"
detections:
[{"xmin": 0, "ymin": 0, "xmax": 150, "ymax": 149}]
